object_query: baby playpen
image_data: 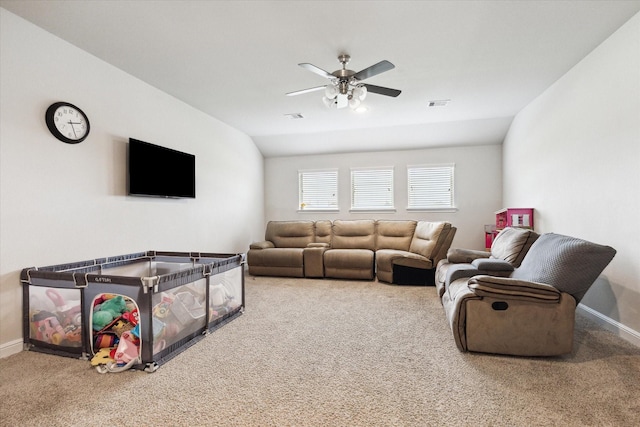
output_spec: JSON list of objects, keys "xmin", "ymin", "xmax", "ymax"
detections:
[{"xmin": 21, "ymin": 251, "xmax": 244, "ymax": 373}]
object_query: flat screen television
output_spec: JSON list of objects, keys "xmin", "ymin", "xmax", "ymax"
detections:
[{"xmin": 127, "ymin": 138, "xmax": 196, "ymax": 199}]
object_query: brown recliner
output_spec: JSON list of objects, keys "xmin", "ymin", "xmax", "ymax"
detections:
[{"xmin": 440, "ymin": 232, "xmax": 616, "ymax": 356}]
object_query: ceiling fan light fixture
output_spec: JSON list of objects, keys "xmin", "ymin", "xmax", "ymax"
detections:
[
  {"xmin": 322, "ymin": 96, "xmax": 337, "ymax": 108},
  {"xmin": 353, "ymin": 85, "xmax": 367, "ymax": 101},
  {"xmin": 325, "ymin": 84, "xmax": 338, "ymax": 99},
  {"xmin": 288, "ymin": 54, "xmax": 400, "ymax": 110}
]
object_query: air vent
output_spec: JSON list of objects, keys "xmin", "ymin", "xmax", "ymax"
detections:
[
  {"xmin": 428, "ymin": 99, "xmax": 450, "ymax": 107},
  {"xmin": 284, "ymin": 113, "xmax": 304, "ymax": 119}
]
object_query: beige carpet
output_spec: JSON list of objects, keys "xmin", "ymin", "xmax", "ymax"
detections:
[{"xmin": 1, "ymin": 275, "xmax": 639, "ymax": 426}]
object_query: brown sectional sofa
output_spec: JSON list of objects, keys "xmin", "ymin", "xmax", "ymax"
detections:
[{"xmin": 247, "ymin": 219, "xmax": 456, "ymax": 285}]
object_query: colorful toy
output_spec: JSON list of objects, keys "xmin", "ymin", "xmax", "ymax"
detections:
[
  {"xmin": 31, "ymin": 310, "xmax": 65, "ymax": 345},
  {"xmin": 94, "ymin": 332, "xmax": 118, "ymax": 349},
  {"xmin": 90, "ymin": 347, "xmax": 115, "ymax": 366},
  {"xmin": 46, "ymin": 288, "xmax": 82, "ymax": 327},
  {"xmin": 92, "ymin": 295, "xmax": 127, "ymax": 331},
  {"xmin": 111, "ymin": 319, "xmax": 134, "ymax": 337},
  {"xmin": 114, "ymin": 330, "xmax": 140, "ymax": 365}
]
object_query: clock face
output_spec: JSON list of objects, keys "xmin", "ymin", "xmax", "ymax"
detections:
[{"xmin": 45, "ymin": 102, "xmax": 90, "ymax": 144}]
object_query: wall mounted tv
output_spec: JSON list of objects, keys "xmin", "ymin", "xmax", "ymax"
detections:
[{"xmin": 127, "ymin": 138, "xmax": 196, "ymax": 199}]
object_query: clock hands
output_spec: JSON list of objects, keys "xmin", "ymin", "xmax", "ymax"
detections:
[{"xmin": 67, "ymin": 120, "xmax": 83, "ymax": 138}]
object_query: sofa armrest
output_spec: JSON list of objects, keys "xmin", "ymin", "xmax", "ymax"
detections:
[
  {"xmin": 249, "ymin": 241, "xmax": 275, "ymax": 250},
  {"xmin": 307, "ymin": 242, "xmax": 330, "ymax": 248},
  {"xmin": 471, "ymin": 258, "xmax": 514, "ymax": 273},
  {"xmin": 447, "ymin": 248, "xmax": 490, "ymax": 264},
  {"xmin": 467, "ymin": 275, "xmax": 562, "ymax": 303}
]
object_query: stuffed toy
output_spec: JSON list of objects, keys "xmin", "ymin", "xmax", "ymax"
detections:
[
  {"xmin": 90, "ymin": 347, "xmax": 115, "ymax": 366},
  {"xmin": 111, "ymin": 319, "xmax": 134, "ymax": 337},
  {"xmin": 46, "ymin": 288, "xmax": 82, "ymax": 327},
  {"xmin": 31, "ymin": 310, "xmax": 65, "ymax": 345},
  {"xmin": 92, "ymin": 295, "xmax": 127, "ymax": 331}
]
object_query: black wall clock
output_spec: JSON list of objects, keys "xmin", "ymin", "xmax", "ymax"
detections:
[{"xmin": 45, "ymin": 102, "xmax": 90, "ymax": 144}]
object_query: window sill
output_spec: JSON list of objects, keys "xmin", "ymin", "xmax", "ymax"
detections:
[
  {"xmin": 349, "ymin": 208, "xmax": 397, "ymax": 213},
  {"xmin": 297, "ymin": 208, "xmax": 340, "ymax": 213},
  {"xmin": 406, "ymin": 207, "xmax": 458, "ymax": 213}
]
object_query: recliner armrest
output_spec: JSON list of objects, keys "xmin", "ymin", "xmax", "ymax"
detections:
[
  {"xmin": 447, "ymin": 248, "xmax": 490, "ymax": 264},
  {"xmin": 467, "ymin": 275, "xmax": 562, "ymax": 303},
  {"xmin": 249, "ymin": 241, "xmax": 275, "ymax": 250},
  {"xmin": 446, "ymin": 264, "xmax": 482, "ymax": 285},
  {"xmin": 471, "ymin": 258, "xmax": 514, "ymax": 273}
]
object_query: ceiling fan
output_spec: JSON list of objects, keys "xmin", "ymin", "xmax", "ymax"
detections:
[{"xmin": 286, "ymin": 54, "xmax": 401, "ymax": 109}]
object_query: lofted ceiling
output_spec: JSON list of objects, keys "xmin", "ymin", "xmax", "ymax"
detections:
[{"xmin": 2, "ymin": 0, "xmax": 640, "ymax": 157}]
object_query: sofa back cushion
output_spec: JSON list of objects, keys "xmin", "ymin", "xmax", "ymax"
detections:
[
  {"xmin": 409, "ymin": 221, "xmax": 449, "ymax": 259},
  {"xmin": 376, "ymin": 220, "xmax": 417, "ymax": 251},
  {"xmin": 265, "ymin": 221, "xmax": 315, "ymax": 248},
  {"xmin": 511, "ymin": 233, "xmax": 616, "ymax": 302},
  {"xmin": 315, "ymin": 220, "xmax": 332, "ymax": 245},
  {"xmin": 331, "ymin": 220, "xmax": 376, "ymax": 250},
  {"xmin": 491, "ymin": 227, "xmax": 539, "ymax": 267}
]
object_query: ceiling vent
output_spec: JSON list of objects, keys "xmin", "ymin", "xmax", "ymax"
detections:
[
  {"xmin": 284, "ymin": 113, "xmax": 304, "ymax": 119},
  {"xmin": 428, "ymin": 99, "xmax": 450, "ymax": 107}
]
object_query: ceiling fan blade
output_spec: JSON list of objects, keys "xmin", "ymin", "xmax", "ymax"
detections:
[
  {"xmin": 286, "ymin": 86, "xmax": 327, "ymax": 96},
  {"xmin": 363, "ymin": 84, "xmax": 401, "ymax": 97},
  {"xmin": 299, "ymin": 63, "xmax": 333, "ymax": 79},
  {"xmin": 353, "ymin": 60, "xmax": 395, "ymax": 81}
]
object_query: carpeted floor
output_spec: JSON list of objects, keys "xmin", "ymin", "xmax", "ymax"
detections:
[{"xmin": 1, "ymin": 275, "xmax": 639, "ymax": 426}]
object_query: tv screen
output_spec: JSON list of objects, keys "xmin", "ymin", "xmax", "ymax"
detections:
[{"xmin": 127, "ymin": 138, "xmax": 196, "ymax": 198}]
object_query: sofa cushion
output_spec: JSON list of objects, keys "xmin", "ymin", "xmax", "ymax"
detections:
[
  {"xmin": 511, "ymin": 233, "xmax": 616, "ymax": 302},
  {"xmin": 315, "ymin": 220, "xmax": 332, "ymax": 245},
  {"xmin": 324, "ymin": 248, "xmax": 375, "ymax": 280},
  {"xmin": 490, "ymin": 227, "xmax": 539, "ymax": 267},
  {"xmin": 376, "ymin": 220, "xmax": 416, "ymax": 251},
  {"xmin": 265, "ymin": 221, "xmax": 315, "ymax": 248},
  {"xmin": 409, "ymin": 221, "xmax": 447, "ymax": 259},
  {"xmin": 331, "ymin": 220, "xmax": 376, "ymax": 250},
  {"xmin": 247, "ymin": 247, "xmax": 305, "ymax": 267}
]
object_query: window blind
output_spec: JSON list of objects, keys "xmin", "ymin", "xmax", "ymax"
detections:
[
  {"xmin": 351, "ymin": 167, "xmax": 394, "ymax": 210},
  {"xmin": 407, "ymin": 164, "xmax": 454, "ymax": 209},
  {"xmin": 298, "ymin": 169, "xmax": 338, "ymax": 210}
]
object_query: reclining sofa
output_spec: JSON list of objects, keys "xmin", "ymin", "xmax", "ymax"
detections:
[
  {"xmin": 435, "ymin": 227, "xmax": 616, "ymax": 356},
  {"xmin": 247, "ymin": 220, "xmax": 456, "ymax": 285}
]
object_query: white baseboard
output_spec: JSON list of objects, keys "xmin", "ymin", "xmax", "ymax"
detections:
[
  {"xmin": 0, "ymin": 339, "xmax": 23, "ymax": 359},
  {"xmin": 577, "ymin": 304, "xmax": 640, "ymax": 348}
]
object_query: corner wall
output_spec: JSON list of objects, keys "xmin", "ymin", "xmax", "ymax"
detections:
[
  {"xmin": 0, "ymin": 9, "xmax": 265, "ymax": 356},
  {"xmin": 265, "ymin": 144, "xmax": 503, "ymax": 251},
  {"xmin": 503, "ymin": 12, "xmax": 640, "ymax": 340}
]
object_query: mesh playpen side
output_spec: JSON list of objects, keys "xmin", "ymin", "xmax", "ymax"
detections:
[{"xmin": 21, "ymin": 251, "xmax": 244, "ymax": 373}]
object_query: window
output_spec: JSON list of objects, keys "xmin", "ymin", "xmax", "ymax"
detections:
[
  {"xmin": 351, "ymin": 167, "xmax": 394, "ymax": 210},
  {"xmin": 407, "ymin": 164, "xmax": 455, "ymax": 210},
  {"xmin": 298, "ymin": 169, "xmax": 338, "ymax": 211}
]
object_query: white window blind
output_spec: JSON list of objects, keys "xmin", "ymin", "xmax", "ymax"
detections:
[
  {"xmin": 298, "ymin": 169, "xmax": 338, "ymax": 210},
  {"xmin": 351, "ymin": 167, "xmax": 394, "ymax": 210},
  {"xmin": 407, "ymin": 164, "xmax": 455, "ymax": 209}
]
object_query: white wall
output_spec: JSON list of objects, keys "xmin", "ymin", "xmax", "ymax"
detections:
[
  {"xmin": 265, "ymin": 144, "xmax": 503, "ymax": 250},
  {"xmin": 503, "ymin": 12, "xmax": 640, "ymax": 336},
  {"xmin": 0, "ymin": 9, "xmax": 265, "ymax": 356}
]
